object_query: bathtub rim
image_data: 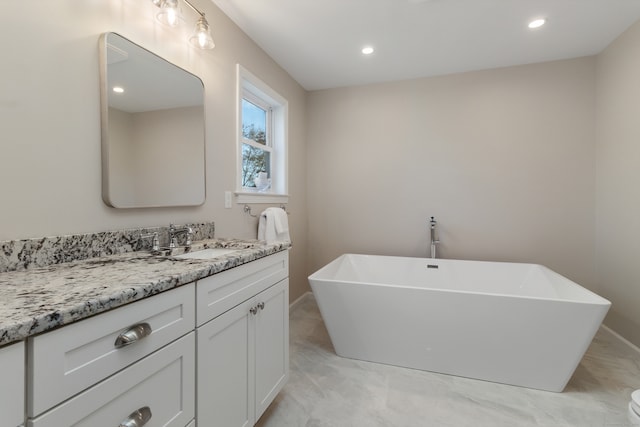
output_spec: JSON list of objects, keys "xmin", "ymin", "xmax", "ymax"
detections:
[{"xmin": 308, "ymin": 253, "xmax": 611, "ymax": 306}]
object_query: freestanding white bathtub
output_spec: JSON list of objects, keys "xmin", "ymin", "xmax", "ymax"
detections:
[{"xmin": 308, "ymin": 254, "xmax": 611, "ymax": 392}]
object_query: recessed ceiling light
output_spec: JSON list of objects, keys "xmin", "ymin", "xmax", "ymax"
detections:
[
  {"xmin": 361, "ymin": 46, "xmax": 374, "ymax": 55},
  {"xmin": 112, "ymin": 86, "xmax": 125, "ymax": 93},
  {"xmin": 528, "ymin": 18, "xmax": 546, "ymax": 29}
]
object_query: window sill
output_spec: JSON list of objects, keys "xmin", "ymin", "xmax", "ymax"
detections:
[{"xmin": 235, "ymin": 191, "xmax": 289, "ymax": 204}]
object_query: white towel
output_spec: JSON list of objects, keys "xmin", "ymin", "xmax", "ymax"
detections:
[{"xmin": 258, "ymin": 207, "xmax": 291, "ymax": 244}]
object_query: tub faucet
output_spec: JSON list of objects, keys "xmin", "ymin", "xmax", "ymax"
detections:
[
  {"xmin": 430, "ymin": 216, "xmax": 439, "ymax": 259},
  {"xmin": 169, "ymin": 223, "xmax": 193, "ymax": 249}
]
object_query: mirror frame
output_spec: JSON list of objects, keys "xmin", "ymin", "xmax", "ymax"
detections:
[{"xmin": 98, "ymin": 32, "xmax": 206, "ymax": 208}]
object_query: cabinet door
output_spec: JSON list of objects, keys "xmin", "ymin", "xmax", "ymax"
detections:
[
  {"xmin": 0, "ymin": 341, "xmax": 24, "ymax": 427},
  {"xmin": 254, "ymin": 279, "xmax": 289, "ymax": 420},
  {"xmin": 197, "ymin": 298, "xmax": 255, "ymax": 427}
]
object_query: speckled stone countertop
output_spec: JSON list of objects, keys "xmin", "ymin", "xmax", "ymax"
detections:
[{"xmin": 0, "ymin": 238, "xmax": 290, "ymax": 346}]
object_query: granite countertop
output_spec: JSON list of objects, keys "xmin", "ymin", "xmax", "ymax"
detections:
[{"xmin": 0, "ymin": 238, "xmax": 290, "ymax": 346}]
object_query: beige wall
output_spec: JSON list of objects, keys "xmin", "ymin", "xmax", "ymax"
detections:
[
  {"xmin": 2, "ymin": 0, "xmax": 639, "ymax": 345},
  {"xmin": 307, "ymin": 58, "xmax": 598, "ymax": 292},
  {"xmin": 0, "ymin": 1, "xmax": 308, "ymax": 302},
  {"xmin": 596, "ymin": 20, "xmax": 640, "ymax": 346}
]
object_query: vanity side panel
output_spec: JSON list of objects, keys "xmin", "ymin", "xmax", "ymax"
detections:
[{"xmin": 0, "ymin": 341, "xmax": 25, "ymax": 427}]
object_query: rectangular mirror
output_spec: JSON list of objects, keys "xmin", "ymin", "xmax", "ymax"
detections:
[{"xmin": 99, "ymin": 32, "xmax": 206, "ymax": 208}]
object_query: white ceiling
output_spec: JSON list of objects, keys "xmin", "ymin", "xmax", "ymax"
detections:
[{"xmin": 211, "ymin": 0, "xmax": 640, "ymax": 91}]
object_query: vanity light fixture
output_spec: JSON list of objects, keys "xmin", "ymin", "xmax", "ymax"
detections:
[
  {"xmin": 362, "ymin": 46, "xmax": 374, "ymax": 55},
  {"xmin": 528, "ymin": 18, "xmax": 546, "ymax": 29},
  {"xmin": 152, "ymin": 0, "xmax": 215, "ymax": 49},
  {"xmin": 112, "ymin": 86, "xmax": 125, "ymax": 93}
]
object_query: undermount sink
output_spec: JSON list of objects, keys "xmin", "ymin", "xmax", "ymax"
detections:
[{"xmin": 173, "ymin": 248, "xmax": 239, "ymax": 260}]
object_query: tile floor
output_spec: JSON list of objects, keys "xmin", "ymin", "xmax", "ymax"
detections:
[{"xmin": 257, "ymin": 293, "xmax": 640, "ymax": 427}]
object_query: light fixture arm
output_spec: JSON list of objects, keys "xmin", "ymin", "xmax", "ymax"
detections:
[{"xmin": 181, "ymin": 0, "xmax": 204, "ymax": 17}]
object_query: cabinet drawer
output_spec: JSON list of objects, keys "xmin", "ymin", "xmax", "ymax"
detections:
[
  {"xmin": 28, "ymin": 332, "xmax": 195, "ymax": 427},
  {"xmin": 0, "ymin": 341, "xmax": 24, "ymax": 427},
  {"xmin": 196, "ymin": 251, "xmax": 288, "ymax": 326},
  {"xmin": 28, "ymin": 283, "xmax": 195, "ymax": 416}
]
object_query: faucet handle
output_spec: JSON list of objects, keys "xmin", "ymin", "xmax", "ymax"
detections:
[
  {"xmin": 140, "ymin": 232, "xmax": 160, "ymax": 252},
  {"xmin": 185, "ymin": 227, "xmax": 193, "ymax": 247}
]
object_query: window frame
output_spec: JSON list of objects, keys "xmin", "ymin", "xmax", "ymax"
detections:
[{"xmin": 235, "ymin": 64, "xmax": 288, "ymax": 204}]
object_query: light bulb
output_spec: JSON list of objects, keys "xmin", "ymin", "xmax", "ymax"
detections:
[
  {"xmin": 167, "ymin": 10, "xmax": 177, "ymax": 25},
  {"xmin": 157, "ymin": 0, "xmax": 183, "ymax": 27},
  {"xmin": 198, "ymin": 32, "xmax": 208, "ymax": 48}
]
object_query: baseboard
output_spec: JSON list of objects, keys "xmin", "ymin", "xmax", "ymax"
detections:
[
  {"xmin": 602, "ymin": 324, "xmax": 640, "ymax": 356},
  {"xmin": 289, "ymin": 291, "xmax": 312, "ymax": 311}
]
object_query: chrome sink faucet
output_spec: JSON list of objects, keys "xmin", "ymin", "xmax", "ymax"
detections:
[
  {"xmin": 169, "ymin": 223, "xmax": 193, "ymax": 249},
  {"xmin": 430, "ymin": 216, "xmax": 440, "ymax": 259},
  {"xmin": 141, "ymin": 224, "xmax": 193, "ymax": 254}
]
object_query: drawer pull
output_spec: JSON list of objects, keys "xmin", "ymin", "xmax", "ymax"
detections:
[
  {"xmin": 119, "ymin": 406, "xmax": 152, "ymax": 427},
  {"xmin": 257, "ymin": 302, "xmax": 265, "ymax": 311},
  {"xmin": 114, "ymin": 323, "xmax": 152, "ymax": 348}
]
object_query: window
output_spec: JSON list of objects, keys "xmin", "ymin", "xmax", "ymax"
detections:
[
  {"xmin": 241, "ymin": 94, "xmax": 271, "ymax": 188},
  {"xmin": 236, "ymin": 65, "xmax": 288, "ymax": 204}
]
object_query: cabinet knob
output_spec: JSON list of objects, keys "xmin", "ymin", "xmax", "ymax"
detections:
[
  {"xmin": 114, "ymin": 323, "xmax": 152, "ymax": 348},
  {"xmin": 250, "ymin": 302, "xmax": 265, "ymax": 315},
  {"xmin": 119, "ymin": 406, "xmax": 152, "ymax": 427}
]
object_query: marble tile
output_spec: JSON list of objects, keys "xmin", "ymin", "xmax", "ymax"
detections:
[{"xmin": 257, "ymin": 294, "xmax": 640, "ymax": 427}]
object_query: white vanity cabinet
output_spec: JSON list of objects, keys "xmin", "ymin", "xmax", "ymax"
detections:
[
  {"xmin": 197, "ymin": 251, "xmax": 289, "ymax": 426},
  {"xmin": 12, "ymin": 249, "xmax": 288, "ymax": 426},
  {"xmin": 0, "ymin": 341, "xmax": 25, "ymax": 427}
]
